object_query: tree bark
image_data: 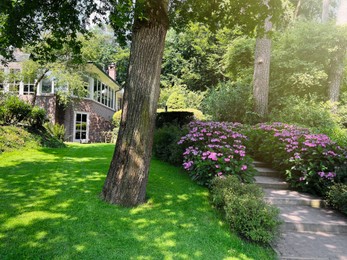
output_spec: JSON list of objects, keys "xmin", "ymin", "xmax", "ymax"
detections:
[
  {"xmin": 253, "ymin": 17, "xmax": 272, "ymax": 118},
  {"xmin": 102, "ymin": 0, "xmax": 169, "ymax": 207},
  {"xmin": 328, "ymin": 0, "xmax": 347, "ymax": 102},
  {"xmin": 321, "ymin": 0, "xmax": 330, "ymax": 23}
]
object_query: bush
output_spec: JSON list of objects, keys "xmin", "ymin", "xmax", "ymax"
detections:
[
  {"xmin": 210, "ymin": 176, "xmax": 281, "ymax": 244},
  {"xmin": 0, "ymin": 95, "xmax": 32, "ymax": 125},
  {"xmin": 156, "ymin": 111, "xmax": 194, "ymax": 128},
  {"xmin": 244, "ymin": 122, "xmax": 347, "ymax": 195},
  {"xmin": 44, "ymin": 123, "xmax": 66, "ymax": 142},
  {"xmin": 326, "ymin": 184, "xmax": 347, "ymax": 215},
  {"xmin": 178, "ymin": 121, "xmax": 255, "ymax": 186},
  {"xmin": 166, "ymin": 91, "xmax": 187, "ymax": 109},
  {"xmin": 112, "ymin": 110, "xmax": 122, "ymax": 128},
  {"xmin": 29, "ymin": 106, "xmax": 47, "ymax": 128},
  {"xmin": 153, "ymin": 124, "xmax": 188, "ymax": 166},
  {"xmin": 202, "ymin": 81, "xmax": 253, "ymax": 124},
  {"xmin": 269, "ymin": 95, "xmax": 340, "ymax": 130},
  {"xmin": 157, "ymin": 108, "xmax": 207, "ymax": 121}
]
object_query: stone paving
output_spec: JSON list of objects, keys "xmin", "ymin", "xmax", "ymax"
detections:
[{"xmin": 253, "ymin": 161, "xmax": 347, "ymax": 260}]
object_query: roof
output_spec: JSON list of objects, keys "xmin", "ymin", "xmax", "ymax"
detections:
[{"xmin": 86, "ymin": 62, "xmax": 121, "ymax": 91}]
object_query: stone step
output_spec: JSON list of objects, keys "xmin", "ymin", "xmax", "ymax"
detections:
[
  {"xmin": 255, "ymin": 166, "xmax": 282, "ymax": 177},
  {"xmin": 277, "ymin": 205, "xmax": 347, "ymax": 234},
  {"xmin": 272, "ymin": 231, "xmax": 347, "ymax": 260},
  {"xmin": 255, "ymin": 176, "xmax": 289, "ymax": 189},
  {"xmin": 264, "ymin": 189, "xmax": 325, "ymax": 208},
  {"xmin": 252, "ymin": 160, "xmax": 269, "ymax": 168}
]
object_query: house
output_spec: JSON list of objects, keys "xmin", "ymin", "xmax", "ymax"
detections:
[{"xmin": 0, "ymin": 51, "xmax": 123, "ymax": 142}]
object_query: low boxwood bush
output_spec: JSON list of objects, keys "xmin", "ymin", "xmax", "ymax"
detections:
[
  {"xmin": 210, "ymin": 176, "xmax": 281, "ymax": 244},
  {"xmin": 178, "ymin": 121, "xmax": 255, "ymax": 186},
  {"xmin": 326, "ymin": 183, "xmax": 347, "ymax": 215},
  {"xmin": 156, "ymin": 111, "xmax": 194, "ymax": 128},
  {"xmin": 153, "ymin": 124, "xmax": 188, "ymax": 166}
]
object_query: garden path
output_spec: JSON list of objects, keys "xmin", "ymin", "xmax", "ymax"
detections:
[{"xmin": 253, "ymin": 161, "xmax": 347, "ymax": 260}]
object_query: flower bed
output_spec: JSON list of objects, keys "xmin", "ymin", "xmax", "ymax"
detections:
[
  {"xmin": 178, "ymin": 121, "xmax": 255, "ymax": 186},
  {"xmin": 246, "ymin": 122, "xmax": 347, "ymax": 195}
]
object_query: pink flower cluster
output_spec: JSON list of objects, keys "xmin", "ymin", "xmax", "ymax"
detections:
[
  {"xmin": 254, "ymin": 122, "xmax": 347, "ymax": 189},
  {"xmin": 178, "ymin": 121, "xmax": 253, "ymax": 185}
]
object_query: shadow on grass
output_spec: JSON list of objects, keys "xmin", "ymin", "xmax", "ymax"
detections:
[{"xmin": 0, "ymin": 144, "xmax": 274, "ymax": 259}]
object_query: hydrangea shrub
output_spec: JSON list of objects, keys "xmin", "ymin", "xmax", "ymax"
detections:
[
  {"xmin": 246, "ymin": 122, "xmax": 347, "ymax": 195},
  {"xmin": 178, "ymin": 121, "xmax": 255, "ymax": 186}
]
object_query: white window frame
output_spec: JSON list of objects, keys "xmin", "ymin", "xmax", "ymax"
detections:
[{"xmin": 73, "ymin": 112, "xmax": 90, "ymax": 143}]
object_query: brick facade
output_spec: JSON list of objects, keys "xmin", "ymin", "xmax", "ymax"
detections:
[{"xmin": 64, "ymin": 98, "xmax": 115, "ymax": 142}]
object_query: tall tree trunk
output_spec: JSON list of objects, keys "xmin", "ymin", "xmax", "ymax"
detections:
[
  {"xmin": 322, "ymin": 0, "xmax": 330, "ymax": 23},
  {"xmin": 102, "ymin": 0, "xmax": 169, "ymax": 207},
  {"xmin": 253, "ymin": 17, "xmax": 272, "ymax": 118},
  {"xmin": 328, "ymin": 0, "xmax": 347, "ymax": 102}
]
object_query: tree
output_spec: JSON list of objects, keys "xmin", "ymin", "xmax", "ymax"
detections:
[
  {"xmin": 327, "ymin": 0, "xmax": 347, "ymax": 102},
  {"xmin": 1, "ymin": 0, "xmax": 283, "ymax": 207},
  {"xmin": 253, "ymin": 8, "xmax": 272, "ymax": 117}
]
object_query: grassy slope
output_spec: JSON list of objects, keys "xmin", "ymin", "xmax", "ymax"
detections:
[{"xmin": 0, "ymin": 144, "xmax": 275, "ymax": 259}]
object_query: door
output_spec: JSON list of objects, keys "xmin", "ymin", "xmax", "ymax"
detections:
[{"xmin": 74, "ymin": 112, "xmax": 89, "ymax": 142}]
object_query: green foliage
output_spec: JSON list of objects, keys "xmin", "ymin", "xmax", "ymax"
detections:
[
  {"xmin": 159, "ymin": 85, "xmax": 205, "ymax": 110},
  {"xmin": 153, "ymin": 124, "xmax": 187, "ymax": 166},
  {"xmin": 202, "ymin": 81, "xmax": 253, "ymax": 123},
  {"xmin": 28, "ymin": 106, "xmax": 47, "ymax": 128},
  {"xmin": 270, "ymin": 22, "xmax": 347, "ymax": 104},
  {"xmin": 44, "ymin": 122, "xmax": 66, "ymax": 142},
  {"xmin": 0, "ymin": 94, "xmax": 31, "ymax": 125},
  {"xmin": 269, "ymin": 95, "xmax": 340, "ymax": 129},
  {"xmin": 156, "ymin": 112, "xmax": 195, "ymax": 128},
  {"xmin": 268, "ymin": 95, "xmax": 347, "ymax": 147},
  {"xmin": 0, "ymin": 125, "xmax": 64, "ymax": 154},
  {"xmin": 0, "ymin": 126, "xmax": 38, "ymax": 153},
  {"xmin": 157, "ymin": 108, "xmax": 207, "ymax": 121},
  {"xmin": 210, "ymin": 176, "xmax": 281, "ymax": 244},
  {"xmin": 245, "ymin": 123, "xmax": 347, "ymax": 195},
  {"xmin": 222, "ymin": 36, "xmax": 255, "ymax": 83},
  {"xmin": 166, "ymin": 91, "xmax": 187, "ymax": 109},
  {"xmin": 326, "ymin": 183, "xmax": 347, "ymax": 215},
  {"xmin": 112, "ymin": 109, "xmax": 123, "ymax": 128}
]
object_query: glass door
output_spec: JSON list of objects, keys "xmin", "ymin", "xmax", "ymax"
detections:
[{"xmin": 74, "ymin": 112, "xmax": 89, "ymax": 142}]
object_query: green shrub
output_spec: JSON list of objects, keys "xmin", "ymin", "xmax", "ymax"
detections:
[
  {"xmin": 156, "ymin": 111, "xmax": 194, "ymax": 128},
  {"xmin": 269, "ymin": 95, "xmax": 340, "ymax": 130},
  {"xmin": 0, "ymin": 95, "xmax": 32, "ymax": 125},
  {"xmin": 166, "ymin": 91, "xmax": 187, "ymax": 109},
  {"xmin": 326, "ymin": 184, "xmax": 347, "ymax": 215},
  {"xmin": 202, "ymin": 81, "xmax": 253, "ymax": 124},
  {"xmin": 29, "ymin": 106, "xmax": 47, "ymax": 128},
  {"xmin": 153, "ymin": 124, "xmax": 187, "ymax": 166},
  {"xmin": 157, "ymin": 108, "xmax": 207, "ymax": 121},
  {"xmin": 210, "ymin": 176, "xmax": 281, "ymax": 244},
  {"xmin": 112, "ymin": 110, "xmax": 122, "ymax": 128},
  {"xmin": 44, "ymin": 123, "xmax": 66, "ymax": 141}
]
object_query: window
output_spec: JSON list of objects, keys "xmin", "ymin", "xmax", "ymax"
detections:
[
  {"xmin": 74, "ymin": 112, "xmax": 89, "ymax": 142},
  {"xmin": 23, "ymin": 79, "xmax": 35, "ymax": 95},
  {"xmin": 41, "ymin": 78, "xmax": 52, "ymax": 94},
  {"xmin": 117, "ymin": 97, "xmax": 123, "ymax": 111},
  {"xmin": 93, "ymin": 78, "xmax": 115, "ymax": 109},
  {"xmin": 8, "ymin": 68, "xmax": 20, "ymax": 94}
]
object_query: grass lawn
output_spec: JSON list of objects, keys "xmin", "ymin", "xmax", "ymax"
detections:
[{"xmin": 0, "ymin": 143, "xmax": 276, "ymax": 259}]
